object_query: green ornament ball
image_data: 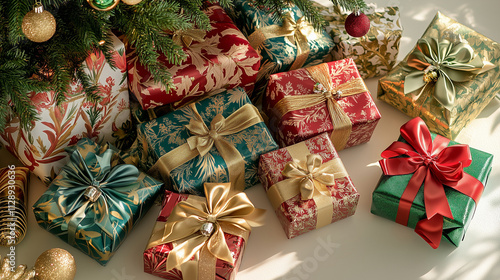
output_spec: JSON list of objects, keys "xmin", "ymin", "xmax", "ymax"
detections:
[{"xmin": 87, "ymin": 0, "xmax": 120, "ymax": 11}]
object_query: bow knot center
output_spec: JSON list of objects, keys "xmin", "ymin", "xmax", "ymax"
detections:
[
  {"xmin": 422, "ymin": 155, "xmax": 436, "ymax": 166},
  {"xmin": 423, "ymin": 65, "xmax": 439, "ymax": 83},
  {"xmin": 208, "ymin": 129, "xmax": 219, "ymax": 140},
  {"xmin": 206, "ymin": 214, "xmax": 217, "ymax": 223},
  {"xmin": 83, "ymin": 185, "xmax": 101, "ymax": 203}
]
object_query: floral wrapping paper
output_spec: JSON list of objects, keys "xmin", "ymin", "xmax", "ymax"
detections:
[
  {"xmin": 371, "ymin": 124, "xmax": 493, "ymax": 247},
  {"xmin": 315, "ymin": 2, "xmax": 402, "ymax": 79},
  {"xmin": 126, "ymin": 3, "xmax": 260, "ymax": 110},
  {"xmin": 378, "ymin": 12, "xmax": 500, "ymax": 139},
  {"xmin": 258, "ymin": 133, "xmax": 359, "ymax": 239},
  {"xmin": 0, "ymin": 33, "xmax": 131, "ymax": 185},
  {"xmin": 265, "ymin": 58, "xmax": 381, "ymax": 148},
  {"xmin": 144, "ymin": 190, "xmax": 245, "ymax": 280},
  {"xmin": 32, "ymin": 138, "xmax": 163, "ymax": 265},
  {"xmin": 228, "ymin": 0, "xmax": 334, "ymax": 102},
  {"xmin": 133, "ymin": 87, "xmax": 278, "ymax": 196}
]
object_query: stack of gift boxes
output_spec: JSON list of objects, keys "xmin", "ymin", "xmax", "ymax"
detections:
[{"xmin": 2, "ymin": 1, "xmax": 499, "ymax": 279}]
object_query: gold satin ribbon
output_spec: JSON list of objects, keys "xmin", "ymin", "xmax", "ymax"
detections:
[
  {"xmin": 172, "ymin": 29, "xmax": 206, "ymax": 47},
  {"xmin": 267, "ymin": 142, "xmax": 348, "ymax": 229},
  {"xmin": 248, "ymin": 13, "xmax": 317, "ymax": 71},
  {"xmin": 149, "ymin": 103, "xmax": 263, "ymax": 191},
  {"xmin": 146, "ymin": 183, "xmax": 265, "ymax": 280},
  {"xmin": 272, "ymin": 63, "xmax": 368, "ymax": 150}
]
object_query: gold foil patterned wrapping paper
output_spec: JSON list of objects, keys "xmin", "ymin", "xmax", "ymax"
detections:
[
  {"xmin": 315, "ymin": 2, "xmax": 402, "ymax": 79},
  {"xmin": 378, "ymin": 12, "xmax": 500, "ymax": 139}
]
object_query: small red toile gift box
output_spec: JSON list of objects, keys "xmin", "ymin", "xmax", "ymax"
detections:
[
  {"xmin": 258, "ymin": 133, "xmax": 359, "ymax": 239},
  {"xmin": 144, "ymin": 183, "xmax": 265, "ymax": 280},
  {"xmin": 127, "ymin": 3, "xmax": 260, "ymax": 110},
  {"xmin": 264, "ymin": 58, "xmax": 381, "ymax": 151}
]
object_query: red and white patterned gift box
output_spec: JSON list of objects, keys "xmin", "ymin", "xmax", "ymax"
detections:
[
  {"xmin": 258, "ymin": 133, "xmax": 359, "ymax": 239},
  {"xmin": 264, "ymin": 58, "xmax": 381, "ymax": 150},
  {"xmin": 126, "ymin": 3, "xmax": 260, "ymax": 110},
  {"xmin": 0, "ymin": 33, "xmax": 130, "ymax": 185}
]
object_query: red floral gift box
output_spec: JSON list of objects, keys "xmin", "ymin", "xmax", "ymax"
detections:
[
  {"xmin": 264, "ymin": 58, "xmax": 381, "ymax": 151},
  {"xmin": 144, "ymin": 183, "xmax": 264, "ymax": 280},
  {"xmin": 0, "ymin": 33, "xmax": 131, "ymax": 185},
  {"xmin": 126, "ymin": 3, "xmax": 260, "ymax": 110},
  {"xmin": 258, "ymin": 133, "xmax": 359, "ymax": 239}
]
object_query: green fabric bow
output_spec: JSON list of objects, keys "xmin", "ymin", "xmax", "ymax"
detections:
[
  {"xmin": 55, "ymin": 148, "xmax": 142, "ymax": 247},
  {"xmin": 404, "ymin": 37, "xmax": 494, "ymax": 110}
]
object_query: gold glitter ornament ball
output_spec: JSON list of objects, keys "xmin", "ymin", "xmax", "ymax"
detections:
[
  {"xmin": 122, "ymin": 0, "xmax": 143, "ymax": 5},
  {"xmin": 21, "ymin": 5, "xmax": 56, "ymax": 43},
  {"xmin": 34, "ymin": 248, "xmax": 76, "ymax": 280}
]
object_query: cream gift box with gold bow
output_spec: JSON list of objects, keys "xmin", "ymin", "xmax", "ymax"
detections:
[
  {"xmin": 378, "ymin": 12, "xmax": 500, "ymax": 139},
  {"xmin": 258, "ymin": 133, "xmax": 359, "ymax": 239}
]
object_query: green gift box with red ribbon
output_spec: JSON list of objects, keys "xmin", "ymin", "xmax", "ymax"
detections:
[{"xmin": 371, "ymin": 117, "xmax": 493, "ymax": 248}]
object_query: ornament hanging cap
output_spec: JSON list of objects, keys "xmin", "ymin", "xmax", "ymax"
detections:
[{"xmin": 34, "ymin": 1, "xmax": 44, "ymax": 13}]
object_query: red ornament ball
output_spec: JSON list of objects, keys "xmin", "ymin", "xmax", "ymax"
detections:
[{"xmin": 345, "ymin": 11, "xmax": 370, "ymax": 37}]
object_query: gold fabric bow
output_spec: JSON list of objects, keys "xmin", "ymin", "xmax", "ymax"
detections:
[
  {"xmin": 267, "ymin": 149, "xmax": 348, "ymax": 229},
  {"xmin": 146, "ymin": 183, "xmax": 265, "ymax": 280},
  {"xmin": 172, "ymin": 29, "xmax": 206, "ymax": 47},
  {"xmin": 282, "ymin": 154, "xmax": 335, "ymax": 200},
  {"xmin": 149, "ymin": 103, "xmax": 263, "ymax": 191},
  {"xmin": 272, "ymin": 62, "xmax": 368, "ymax": 150},
  {"xmin": 248, "ymin": 13, "xmax": 317, "ymax": 71}
]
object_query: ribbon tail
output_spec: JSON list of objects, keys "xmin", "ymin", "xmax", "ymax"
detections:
[
  {"xmin": 395, "ymin": 166, "xmax": 427, "ymax": 226},
  {"xmin": 67, "ymin": 201, "xmax": 91, "ymax": 245},
  {"xmin": 289, "ymin": 33, "xmax": 310, "ymax": 70},
  {"xmin": 415, "ymin": 214, "xmax": 444, "ymax": 249},
  {"xmin": 166, "ymin": 235, "xmax": 207, "ymax": 272}
]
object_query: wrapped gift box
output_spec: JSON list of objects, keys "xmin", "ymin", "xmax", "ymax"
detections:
[
  {"xmin": 229, "ymin": 0, "xmax": 334, "ymax": 102},
  {"xmin": 259, "ymin": 133, "xmax": 359, "ymax": 239},
  {"xmin": 265, "ymin": 58, "xmax": 381, "ymax": 150},
  {"xmin": 371, "ymin": 118, "xmax": 493, "ymax": 248},
  {"xmin": 0, "ymin": 33, "xmax": 131, "ymax": 185},
  {"xmin": 144, "ymin": 183, "xmax": 263, "ymax": 280},
  {"xmin": 33, "ymin": 138, "xmax": 163, "ymax": 265},
  {"xmin": 316, "ymin": 2, "xmax": 402, "ymax": 78},
  {"xmin": 135, "ymin": 87, "xmax": 278, "ymax": 196},
  {"xmin": 378, "ymin": 12, "xmax": 500, "ymax": 139},
  {"xmin": 126, "ymin": 3, "xmax": 260, "ymax": 110}
]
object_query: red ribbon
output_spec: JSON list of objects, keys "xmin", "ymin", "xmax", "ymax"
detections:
[{"xmin": 379, "ymin": 117, "xmax": 484, "ymax": 248}]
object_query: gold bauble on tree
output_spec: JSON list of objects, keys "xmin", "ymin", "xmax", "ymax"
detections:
[
  {"xmin": 34, "ymin": 248, "xmax": 76, "ymax": 280},
  {"xmin": 21, "ymin": 3, "xmax": 56, "ymax": 43},
  {"xmin": 121, "ymin": 0, "xmax": 143, "ymax": 5}
]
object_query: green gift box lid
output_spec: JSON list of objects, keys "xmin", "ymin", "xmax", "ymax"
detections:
[{"xmin": 371, "ymin": 124, "xmax": 493, "ymax": 247}]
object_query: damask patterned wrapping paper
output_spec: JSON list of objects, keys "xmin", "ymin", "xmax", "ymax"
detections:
[
  {"xmin": 0, "ymin": 33, "xmax": 131, "ymax": 185},
  {"xmin": 315, "ymin": 2, "xmax": 402, "ymax": 79},
  {"xmin": 228, "ymin": 0, "xmax": 334, "ymax": 102},
  {"xmin": 371, "ymin": 121, "xmax": 493, "ymax": 247},
  {"xmin": 33, "ymin": 139, "xmax": 163, "ymax": 265},
  {"xmin": 258, "ymin": 133, "xmax": 359, "ymax": 239},
  {"xmin": 126, "ymin": 3, "xmax": 260, "ymax": 110},
  {"xmin": 378, "ymin": 12, "xmax": 500, "ymax": 140},
  {"xmin": 265, "ymin": 58, "xmax": 381, "ymax": 149},
  {"xmin": 144, "ymin": 190, "xmax": 246, "ymax": 280},
  {"xmin": 134, "ymin": 87, "xmax": 278, "ymax": 197}
]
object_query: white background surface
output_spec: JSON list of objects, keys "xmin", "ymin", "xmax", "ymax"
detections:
[{"xmin": 1, "ymin": 0, "xmax": 500, "ymax": 279}]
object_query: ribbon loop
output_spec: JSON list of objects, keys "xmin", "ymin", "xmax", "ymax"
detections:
[
  {"xmin": 379, "ymin": 117, "xmax": 484, "ymax": 248},
  {"xmin": 146, "ymin": 183, "xmax": 264, "ymax": 280},
  {"xmin": 404, "ymin": 37, "xmax": 493, "ymax": 110},
  {"xmin": 172, "ymin": 28, "xmax": 206, "ymax": 48},
  {"xmin": 55, "ymin": 147, "xmax": 142, "ymax": 246}
]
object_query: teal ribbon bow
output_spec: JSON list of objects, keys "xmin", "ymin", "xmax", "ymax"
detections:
[
  {"xmin": 404, "ymin": 37, "xmax": 494, "ymax": 110},
  {"xmin": 55, "ymin": 148, "xmax": 142, "ymax": 247}
]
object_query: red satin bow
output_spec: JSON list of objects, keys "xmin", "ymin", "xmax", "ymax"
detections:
[{"xmin": 379, "ymin": 117, "xmax": 484, "ymax": 248}]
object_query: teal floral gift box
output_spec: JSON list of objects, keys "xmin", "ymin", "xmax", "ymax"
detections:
[
  {"xmin": 33, "ymin": 138, "xmax": 163, "ymax": 265},
  {"xmin": 134, "ymin": 87, "xmax": 278, "ymax": 196},
  {"xmin": 227, "ymin": 0, "xmax": 334, "ymax": 101}
]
